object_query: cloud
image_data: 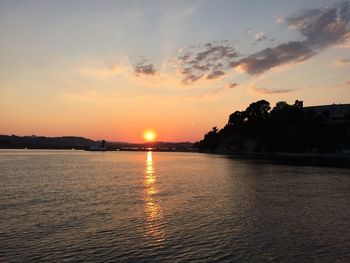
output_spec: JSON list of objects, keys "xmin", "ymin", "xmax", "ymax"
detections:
[
  {"xmin": 287, "ymin": 2, "xmax": 350, "ymax": 47},
  {"xmin": 206, "ymin": 70, "xmax": 226, "ymax": 79},
  {"xmin": 238, "ymin": 41, "xmax": 315, "ymax": 74},
  {"xmin": 334, "ymin": 58, "xmax": 350, "ymax": 65},
  {"xmin": 333, "ymin": 32, "xmax": 350, "ymax": 47},
  {"xmin": 255, "ymin": 32, "xmax": 267, "ymax": 42},
  {"xmin": 174, "ymin": 1, "xmax": 350, "ymax": 83},
  {"xmin": 275, "ymin": 15, "xmax": 285, "ymax": 24},
  {"xmin": 81, "ymin": 2, "xmax": 350, "ymax": 94},
  {"xmin": 251, "ymin": 86, "xmax": 294, "ymax": 94},
  {"xmin": 182, "ymin": 82, "xmax": 237, "ymax": 99},
  {"xmin": 226, "ymin": 82, "xmax": 238, "ymax": 89},
  {"xmin": 246, "ymin": 29, "xmax": 275, "ymax": 45},
  {"xmin": 134, "ymin": 59, "xmax": 158, "ymax": 76},
  {"xmin": 175, "ymin": 41, "xmax": 239, "ymax": 84},
  {"xmin": 238, "ymin": 1, "xmax": 350, "ymax": 75}
]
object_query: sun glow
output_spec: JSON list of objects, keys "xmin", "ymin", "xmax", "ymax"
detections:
[{"xmin": 144, "ymin": 130, "xmax": 156, "ymax": 142}]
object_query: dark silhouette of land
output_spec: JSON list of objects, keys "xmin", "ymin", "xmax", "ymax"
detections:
[
  {"xmin": 195, "ymin": 100, "xmax": 350, "ymax": 155},
  {"xmin": 0, "ymin": 135, "xmax": 94, "ymax": 150},
  {"xmin": 0, "ymin": 135, "xmax": 193, "ymax": 152}
]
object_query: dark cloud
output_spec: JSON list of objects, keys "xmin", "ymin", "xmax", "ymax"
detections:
[
  {"xmin": 176, "ymin": 1, "xmax": 350, "ymax": 83},
  {"xmin": 207, "ymin": 70, "xmax": 226, "ymax": 80},
  {"xmin": 226, "ymin": 82, "xmax": 238, "ymax": 89},
  {"xmin": 288, "ymin": 4, "xmax": 350, "ymax": 47},
  {"xmin": 238, "ymin": 41, "xmax": 315, "ymax": 74},
  {"xmin": 176, "ymin": 41, "xmax": 239, "ymax": 84},
  {"xmin": 240, "ymin": 1, "xmax": 350, "ymax": 74},
  {"xmin": 134, "ymin": 59, "xmax": 158, "ymax": 76}
]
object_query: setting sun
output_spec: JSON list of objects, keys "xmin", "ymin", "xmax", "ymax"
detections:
[{"xmin": 143, "ymin": 130, "xmax": 156, "ymax": 142}]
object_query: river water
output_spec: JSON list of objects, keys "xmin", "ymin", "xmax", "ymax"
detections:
[{"xmin": 0, "ymin": 150, "xmax": 349, "ymax": 262}]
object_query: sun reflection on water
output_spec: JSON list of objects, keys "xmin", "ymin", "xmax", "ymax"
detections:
[{"xmin": 143, "ymin": 151, "xmax": 165, "ymax": 245}]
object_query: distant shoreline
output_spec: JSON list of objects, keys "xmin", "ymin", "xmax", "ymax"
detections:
[
  {"xmin": 0, "ymin": 148, "xmax": 196, "ymax": 152},
  {"xmin": 0, "ymin": 135, "xmax": 194, "ymax": 152}
]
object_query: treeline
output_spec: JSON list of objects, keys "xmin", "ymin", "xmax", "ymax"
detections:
[{"xmin": 194, "ymin": 100, "xmax": 350, "ymax": 154}]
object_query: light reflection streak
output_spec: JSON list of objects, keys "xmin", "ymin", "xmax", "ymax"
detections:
[{"xmin": 143, "ymin": 151, "xmax": 165, "ymax": 245}]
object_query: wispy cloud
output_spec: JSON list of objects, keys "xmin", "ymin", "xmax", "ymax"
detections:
[
  {"xmin": 175, "ymin": 41, "xmax": 238, "ymax": 84},
  {"xmin": 226, "ymin": 82, "xmax": 238, "ymax": 89},
  {"xmin": 255, "ymin": 32, "xmax": 267, "ymax": 42},
  {"xmin": 275, "ymin": 15, "xmax": 285, "ymax": 24},
  {"xmin": 206, "ymin": 70, "xmax": 226, "ymax": 79},
  {"xmin": 251, "ymin": 86, "xmax": 294, "ymax": 94},
  {"xmin": 288, "ymin": 1, "xmax": 350, "ymax": 47},
  {"xmin": 134, "ymin": 58, "xmax": 158, "ymax": 76},
  {"xmin": 182, "ymin": 82, "xmax": 237, "ymax": 99},
  {"xmin": 79, "ymin": 1, "xmax": 350, "ymax": 98},
  {"xmin": 334, "ymin": 58, "xmax": 350, "ymax": 65},
  {"xmin": 174, "ymin": 1, "xmax": 350, "ymax": 83},
  {"xmin": 240, "ymin": 1, "xmax": 350, "ymax": 74},
  {"xmin": 247, "ymin": 30, "xmax": 274, "ymax": 44}
]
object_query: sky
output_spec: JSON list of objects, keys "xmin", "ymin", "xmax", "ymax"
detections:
[{"xmin": 0, "ymin": 0, "xmax": 350, "ymax": 142}]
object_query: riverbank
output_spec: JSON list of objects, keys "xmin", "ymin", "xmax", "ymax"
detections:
[{"xmin": 218, "ymin": 152, "xmax": 350, "ymax": 168}]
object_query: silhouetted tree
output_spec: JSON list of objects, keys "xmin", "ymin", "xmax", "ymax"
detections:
[
  {"xmin": 196, "ymin": 99, "xmax": 350, "ymax": 154},
  {"xmin": 293, "ymin": 100, "xmax": 303, "ymax": 109},
  {"xmin": 244, "ymin": 100, "xmax": 270, "ymax": 122},
  {"xmin": 228, "ymin": 111, "xmax": 244, "ymax": 126}
]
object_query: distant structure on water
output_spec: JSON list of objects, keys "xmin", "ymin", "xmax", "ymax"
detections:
[
  {"xmin": 88, "ymin": 140, "xmax": 107, "ymax": 151},
  {"xmin": 304, "ymin": 103, "xmax": 350, "ymax": 122}
]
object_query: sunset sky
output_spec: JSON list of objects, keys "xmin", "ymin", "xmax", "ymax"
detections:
[{"xmin": 1, "ymin": 0, "xmax": 350, "ymax": 142}]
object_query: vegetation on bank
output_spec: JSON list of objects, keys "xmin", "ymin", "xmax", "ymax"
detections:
[{"xmin": 194, "ymin": 100, "xmax": 350, "ymax": 154}]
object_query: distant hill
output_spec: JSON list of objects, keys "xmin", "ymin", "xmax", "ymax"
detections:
[
  {"xmin": 0, "ymin": 135, "xmax": 194, "ymax": 151},
  {"xmin": 0, "ymin": 135, "xmax": 95, "ymax": 149}
]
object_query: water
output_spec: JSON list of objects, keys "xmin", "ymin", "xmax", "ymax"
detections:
[{"xmin": 0, "ymin": 150, "xmax": 349, "ymax": 262}]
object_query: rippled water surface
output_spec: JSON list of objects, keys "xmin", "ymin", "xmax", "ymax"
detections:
[{"xmin": 1, "ymin": 150, "xmax": 350, "ymax": 262}]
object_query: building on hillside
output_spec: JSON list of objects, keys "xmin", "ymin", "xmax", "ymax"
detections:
[{"xmin": 304, "ymin": 104, "xmax": 350, "ymax": 121}]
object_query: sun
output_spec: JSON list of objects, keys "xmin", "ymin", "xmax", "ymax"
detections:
[{"xmin": 143, "ymin": 130, "xmax": 156, "ymax": 142}]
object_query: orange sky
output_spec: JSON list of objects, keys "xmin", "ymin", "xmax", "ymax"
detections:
[{"xmin": 1, "ymin": 1, "xmax": 350, "ymax": 142}]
